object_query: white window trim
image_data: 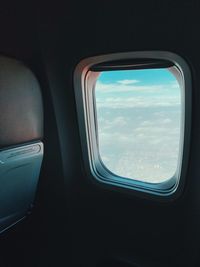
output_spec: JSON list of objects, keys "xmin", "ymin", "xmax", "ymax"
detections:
[{"xmin": 74, "ymin": 51, "xmax": 192, "ymax": 200}]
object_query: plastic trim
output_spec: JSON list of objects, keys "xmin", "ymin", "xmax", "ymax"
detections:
[{"xmin": 74, "ymin": 51, "xmax": 192, "ymax": 201}]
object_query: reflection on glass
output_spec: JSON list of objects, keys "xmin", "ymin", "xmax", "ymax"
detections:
[{"xmin": 95, "ymin": 68, "xmax": 181, "ymax": 183}]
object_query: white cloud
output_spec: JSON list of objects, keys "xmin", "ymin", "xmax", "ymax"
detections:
[
  {"xmin": 95, "ymin": 81, "xmax": 170, "ymax": 94},
  {"xmin": 117, "ymin": 79, "xmax": 140, "ymax": 85},
  {"xmin": 95, "ymin": 78, "xmax": 181, "ymax": 183},
  {"xmin": 96, "ymin": 95, "xmax": 181, "ymax": 109},
  {"xmin": 170, "ymin": 80, "xmax": 179, "ymax": 89},
  {"xmin": 97, "ymin": 106, "xmax": 181, "ymax": 183},
  {"xmin": 95, "ymin": 80, "xmax": 180, "ymax": 96},
  {"xmin": 98, "ymin": 116, "xmax": 127, "ymax": 130}
]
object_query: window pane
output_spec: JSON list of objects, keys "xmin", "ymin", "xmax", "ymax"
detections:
[{"xmin": 95, "ymin": 68, "xmax": 181, "ymax": 183}]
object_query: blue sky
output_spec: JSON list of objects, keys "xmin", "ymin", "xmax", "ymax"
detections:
[
  {"xmin": 95, "ymin": 68, "xmax": 181, "ymax": 183},
  {"xmin": 98, "ymin": 69, "xmax": 176, "ymax": 85}
]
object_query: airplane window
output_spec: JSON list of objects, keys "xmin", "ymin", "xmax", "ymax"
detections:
[
  {"xmin": 95, "ymin": 69, "xmax": 181, "ymax": 183},
  {"xmin": 74, "ymin": 52, "xmax": 191, "ymax": 198}
]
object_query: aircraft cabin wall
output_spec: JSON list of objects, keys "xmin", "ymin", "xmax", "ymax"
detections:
[{"xmin": 0, "ymin": 1, "xmax": 199, "ymax": 267}]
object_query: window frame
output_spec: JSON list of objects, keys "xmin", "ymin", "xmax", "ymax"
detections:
[{"xmin": 74, "ymin": 51, "xmax": 192, "ymax": 200}]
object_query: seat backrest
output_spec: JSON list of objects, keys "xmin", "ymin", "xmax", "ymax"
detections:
[{"xmin": 0, "ymin": 56, "xmax": 43, "ymax": 233}]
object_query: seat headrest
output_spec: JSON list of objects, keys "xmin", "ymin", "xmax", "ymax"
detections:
[{"xmin": 0, "ymin": 56, "xmax": 43, "ymax": 149}]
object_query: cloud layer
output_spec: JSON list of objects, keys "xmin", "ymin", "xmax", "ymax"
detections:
[{"xmin": 95, "ymin": 76, "xmax": 181, "ymax": 183}]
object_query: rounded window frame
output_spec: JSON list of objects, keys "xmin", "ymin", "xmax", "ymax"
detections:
[{"xmin": 74, "ymin": 51, "xmax": 192, "ymax": 200}]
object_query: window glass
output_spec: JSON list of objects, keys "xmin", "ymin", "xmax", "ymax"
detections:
[{"xmin": 94, "ymin": 68, "xmax": 181, "ymax": 183}]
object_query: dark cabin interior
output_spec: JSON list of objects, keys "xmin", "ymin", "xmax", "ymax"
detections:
[{"xmin": 0, "ymin": 1, "xmax": 199, "ymax": 266}]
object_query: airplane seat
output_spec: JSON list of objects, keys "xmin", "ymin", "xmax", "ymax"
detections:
[{"xmin": 0, "ymin": 56, "xmax": 43, "ymax": 233}]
